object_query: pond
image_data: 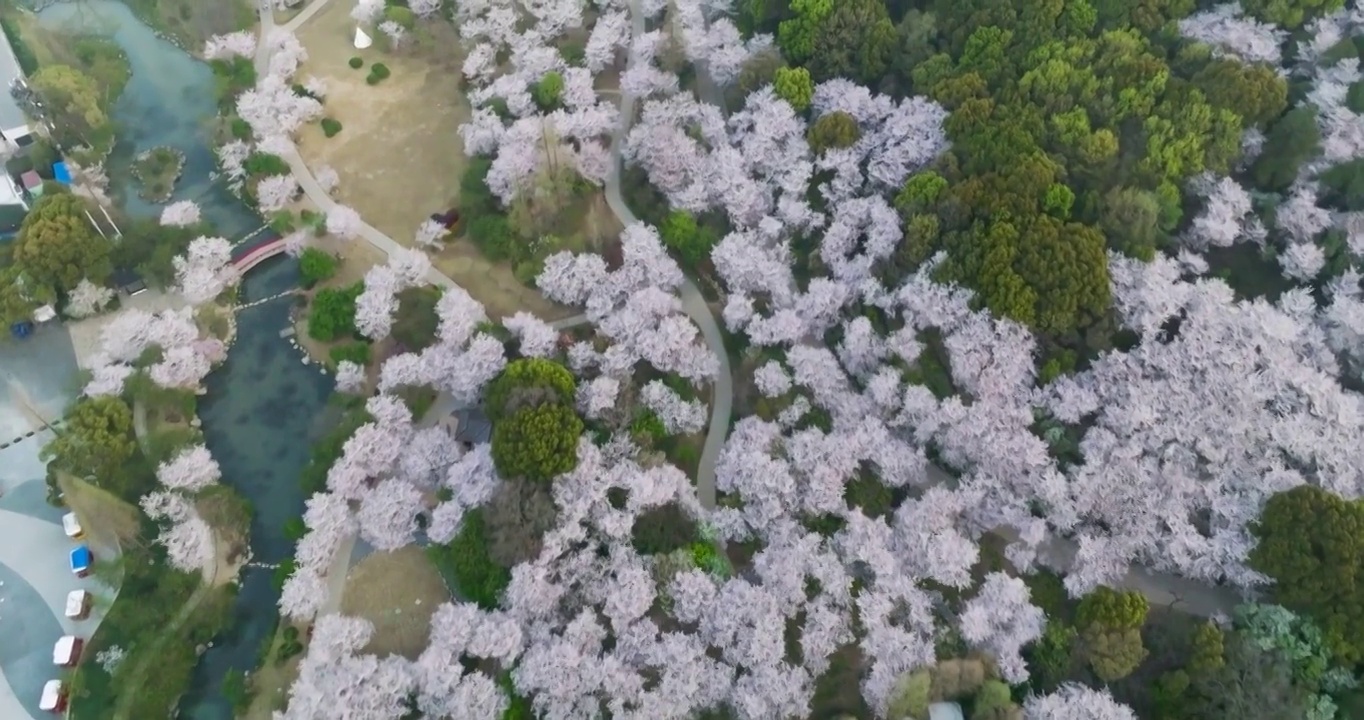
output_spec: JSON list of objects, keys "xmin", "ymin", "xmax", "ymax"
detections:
[{"xmin": 33, "ymin": 2, "xmax": 331, "ymax": 717}]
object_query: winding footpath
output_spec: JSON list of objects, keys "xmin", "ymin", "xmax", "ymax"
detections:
[{"xmin": 257, "ymin": 2, "xmax": 1242, "ymax": 618}]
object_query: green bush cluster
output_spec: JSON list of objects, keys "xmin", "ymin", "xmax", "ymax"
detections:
[
  {"xmin": 426, "ymin": 509, "xmax": 510, "ymax": 609},
  {"xmin": 307, "ymin": 282, "xmax": 364, "ymax": 342},
  {"xmin": 320, "ymin": 117, "xmax": 343, "ymax": 137},
  {"xmin": 366, "ymin": 62, "xmax": 391, "ymax": 85},
  {"xmin": 349, "ymin": 56, "xmax": 364, "ymax": 69},
  {"xmin": 298, "ymin": 248, "xmax": 338, "ymax": 287}
]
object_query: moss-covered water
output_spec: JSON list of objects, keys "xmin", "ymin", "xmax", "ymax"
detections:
[{"xmin": 34, "ymin": 2, "xmax": 332, "ymax": 716}]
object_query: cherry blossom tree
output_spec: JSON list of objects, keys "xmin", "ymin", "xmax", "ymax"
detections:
[
  {"xmin": 160, "ymin": 199, "xmax": 202, "ymax": 227},
  {"xmin": 255, "ymin": 174, "xmax": 299, "ymax": 213},
  {"xmin": 203, "ymin": 31, "xmax": 256, "ymax": 60},
  {"xmin": 409, "ymin": 0, "xmax": 442, "ymax": 17},
  {"xmin": 326, "ymin": 204, "xmax": 365, "ymax": 240},
  {"xmin": 314, "ymin": 165, "xmax": 340, "ymax": 195},
  {"xmin": 958, "ymin": 573, "xmax": 1046, "ymax": 682},
  {"xmin": 156, "ymin": 444, "xmax": 222, "ymax": 492},
  {"xmin": 174, "ymin": 236, "xmax": 239, "ymax": 305},
  {"xmin": 335, "ymin": 360, "xmax": 366, "ymax": 393},
  {"xmin": 356, "ymin": 477, "xmax": 426, "ymax": 550},
  {"xmin": 503, "ymin": 312, "xmax": 558, "ymax": 357},
  {"xmin": 1023, "ymin": 684, "xmax": 1138, "ymax": 720},
  {"xmin": 379, "ymin": 20, "xmax": 406, "ymax": 48},
  {"xmin": 1178, "ymin": 3, "xmax": 1287, "ymax": 65},
  {"xmin": 414, "ymin": 218, "xmax": 447, "ymax": 248},
  {"xmin": 278, "ymin": 613, "xmax": 417, "ymax": 720},
  {"xmin": 640, "ymin": 380, "xmax": 706, "ymax": 434},
  {"xmin": 351, "ymin": 0, "xmax": 385, "ymax": 24},
  {"xmin": 1186, "ymin": 174, "xmax": 1265, "ymax": 249},
  {"xmin": 84, "ymin": 361, "xmax": 134, "ymax": 397},
  {"xmin": 66, "ymin": 279, "xmax": 113, "ymax": 319},
  {"xmin": 140, "ymin": 491, "xmax": 214, "ymax": 573}
]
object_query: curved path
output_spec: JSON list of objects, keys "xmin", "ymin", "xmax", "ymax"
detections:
[{"xmin": 606, "ymin": 0, "xmax": 731, "ymax": 508}]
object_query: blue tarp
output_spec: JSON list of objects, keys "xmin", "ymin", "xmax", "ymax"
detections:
[
  {"xmin": 52, "ymin": 161, "xmax": 70, "ymax": 184},
  {"xmin": 68, "ymin": 546, "xmax": 91, "ymax": 573}
]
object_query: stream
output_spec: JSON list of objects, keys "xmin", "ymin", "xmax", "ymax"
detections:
[{"xmin": 33, "ymin": 2, "xmax": 332, "ymax": 717}]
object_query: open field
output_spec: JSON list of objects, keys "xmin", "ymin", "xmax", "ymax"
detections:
[
  {"xmin": 340, "ymin": 546, "xmax": 450, "ymax": 659},
  {"xmin": 293, "ymin": 1, "xmax": 584, "ymax": 320},
  {"xmin": 56, "ymin": 471, "xmax": 141, "ymax": 550},
  {"xmin": 294, "ymin": 0, "xmax": 468, "ymax": 250}
]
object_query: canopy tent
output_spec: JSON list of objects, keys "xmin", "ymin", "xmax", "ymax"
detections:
[
  {"xmin": 354, "ymin": 27, "xmax": 373, "ymax": 49},
  {"xmin": 61, "ymin": 512, "xmax": 83, "ymax": 539},
  {"xmin": 68, "ymin": 545, "xmax": 92, "ymax": 576},
  {"xmin": 52, "ymin": 636, "xmax": 82, "ymax": 666},
  {"xmin": 38, "ymin": 680, "xmax": 65, "ymax": 711},
  {"xmin": 65, "ymin": 589, "xmax": 90, "ymax": 619}
]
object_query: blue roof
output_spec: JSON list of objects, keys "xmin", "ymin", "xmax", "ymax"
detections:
[
  {"xmin": 52, "ymin": 162, "xmax": 70, "ymax": 184},
  {"xmin": 68, "ymin": 545, "xmax": 91, "ymax": 570}
]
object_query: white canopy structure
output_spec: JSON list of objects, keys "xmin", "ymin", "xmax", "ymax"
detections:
[
  {"xmin": 52, "ymin": 636, "xmax": 80, "ymax": 665},
  {"xmin": 38, "ymin": 680, "xmax": 63, "ymax": 711},
  {"xmin": 61, "ymin": 512, "xmax": 82, "ymax": 538},
  {"xmin": 64, "ymin": 589, "xmax": 90, "ymax": 619},
  {"xmin": 353, "ymin": 27, "xmax": 373, "ymax": 49}
]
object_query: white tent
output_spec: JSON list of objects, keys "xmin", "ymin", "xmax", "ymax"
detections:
[
  {"xmin": 52, "ymin": 636, "xmax": 81, "ymax": 665},
  {"xmin": 38, "ymin": 680, "xmax": 64, "ymax": 711},
  {"xmin": 61, "ymin": 512, "xmax": 82, "ymax": 538},
  {"xmin": 64, "ymin": 589, "xmax": 90, "ymax": 619},
  {"xmin": 354, "ymin": 27, "xmax": 373, "ymax": 49}
]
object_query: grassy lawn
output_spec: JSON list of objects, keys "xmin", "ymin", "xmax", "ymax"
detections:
[
  {"xmin": 55, "ymin": 471, "xmax": 141, "ymax": 551},
  {"xmin": 340, "ymin": 546, "xmax": 451, "ymax": 659},
  {"xmin": 68, "ymin": 541, "xmax": 236, "ymax": 720},
  {"xmin": 122, "ymin": 0, "xmax": 255, "ymax": 53}
]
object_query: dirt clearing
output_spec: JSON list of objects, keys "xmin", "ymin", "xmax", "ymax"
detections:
[
  {"xmin": 293, "ymin": 2, "xmax": 574, "ymax": 320},
  {"xmin": 340, "ymin": 546, "xmax": 450, "ymax": 659}
]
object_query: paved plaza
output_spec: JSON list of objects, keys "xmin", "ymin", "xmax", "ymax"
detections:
[{"xmin": 0, "ymin": 327, "xmax": 112, "ymax": 720}]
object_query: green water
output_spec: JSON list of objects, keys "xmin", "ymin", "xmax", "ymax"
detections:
[{"xmin": 34, "ymin": 3, "xmax": 333, "ymax": 716}]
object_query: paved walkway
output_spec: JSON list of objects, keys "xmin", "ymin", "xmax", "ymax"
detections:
[{"xmin": 606, "ymin": 0, "xmax": 732, "ymax": 508}]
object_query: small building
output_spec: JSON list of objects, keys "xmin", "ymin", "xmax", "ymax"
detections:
[
  {"xmin": 61, "ymin": 512, "xmax": 83, "ymax": 540},
  {"xmin": 441, "ymin": 407, "xmax": 492, "ymax": 446},
  {"xmin": 65, "ymin": 589, "xmax": 91, "ymax": 620},
  {"xmin": 68, "ymin": 545, "xmax": 93, "ymax": 577},
  {"xmin": 111, "ymin": 267, "xmax": 146, "ymax": 296},
  {"xmin": 38, "ymin": 680, "xmax": 67, "ymax": 713},
  {"xmin": 0, "ymin": 170, "xmax": 27, "ymax": 231},
  {"xmin": 52, "ymin": 636, "xmax": 83, "ymax": 667}
]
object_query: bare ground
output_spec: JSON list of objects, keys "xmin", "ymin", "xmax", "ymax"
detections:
[
  {"xmin": 339, "ymin": 546, "xmax": 450, "ymax": 659},
  {"xmin": 55, "ymin": 472, "xmax": 141, "ymax": 551},
  {"xmin": 292, "ymin": 1, "xmax": 576, "ymax": 320}
]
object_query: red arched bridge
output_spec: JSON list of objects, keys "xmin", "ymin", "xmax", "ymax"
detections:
[{"xmin": 231, "ymin": 236, "xmax": 288, "ymax": 274}]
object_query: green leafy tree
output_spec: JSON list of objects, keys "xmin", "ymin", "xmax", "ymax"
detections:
[
  {"xmin": 806, "ymin": 0, "xmax": 896, "ymax": 83},
  {"xmin": 1241, "ymin": 0, "xmax": 1344, "ymax": 28},
  {"xmin": 1193, "ymin": 59, "xmax": 1288, "ymax": 128},
  {"xmin": 894, "ymin": 171, "xmax": 949, "ymax": 217},
  {"xmin": 485, "ymin": 358, "xmax": 577, "ymax": 419},
  {"xmin": 807, "ymin": 111, "xmax": 862, "ymax": 152},
  {"xmin": 1249, "ymin": 485, "xmax": 1364, "ymax": 664},
  {"xmin": 1099, "ymin": 186, "xmax": 1163, "ymax": 260},
  {"xmin": 307, "ymin": 282, "xmax": 363, "ymax": 341},
  {"xmin": 772, "ymin": 66, "xmax": 814, "ymax": 111},
  {"xmin": 1319, "ymin": 159, "xmax": 1364, "ymax": 212},
  {"xmin": 298, "ymin": 248, "xmax": 338, "ymax": 287},
  {"xmin": 1189, "ymin": 621, "xmax": 1227, "ymax": 676},
  {"xmin": 1076, "ymin": 586, "xmax": 1149, "ymax": 683},
  {"xmin": 532, "ymin": 71, "xmax": 564, "ymax": 110},
  {"xmin": 776, "ymin": 0, "xmax": 832, "ymax": 64},
  {"xmin": 0, "ymin": 266, "xmax": 49, "ymax": 325},
  {"xmin": 13, "ymin": 193, "xmax": 110, "ymax": 292},
  {"xmin": 426, "ymin": 509, "xmax": 509, "ymax": 609},
  {"xmin": 1252, "ymin": 106, "xmax": 1322, "ymax": 191},
  {"xmin": 41, "ymin": 396, "xmax": 137, "ymax": 486},
  {"xmin": 659, "ymin": 210, "xmax": 716, "ymax": 267},
  {"xmin": 30, "ymin": 65, "xmax": 112, "ymax": 150},
  {"xmin": 491, "ymin": 403, "xmax": 583, "ymax": 483},
  {"xmin": 1190, "ymin": 631, "xmax": 1316, "ymax": 720}
]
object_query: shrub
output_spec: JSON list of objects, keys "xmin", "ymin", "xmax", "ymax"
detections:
[
  {"xmin": 229, "ymin": 117, "xmax": 251, "ymax": 140},
  {"xmin": 383, "ymin": 5, "xmax": 416, "ymax": 28},
  {"xmin": 367, "ymin": 63, "xmax": 391, "ymax": 85},
  {"xmin": 348, "ymin": 56, "xmax": 364, "ymax": 69},
  {"xmin": 320, "ymin": 117, "xmax": 343, "ymax": 138},
  {"xmin": 532, "ymin": 71, "xmax": 564, "ymax": 109},
  {"xmin": 298, "ymin": 248, "xmax": 338, "ymax": 287},
  {"xmin": 426, "ymin": 509, "xmax": 509, "ymax": 609},
  {"xmin": 491, "ymin": 403, "xmax": 583, "ymax": 482},
  {"xmin": 282, "ymin": 517, "xmax": 306, "ymax": 541},
  {"xmin": 307, "ymin": 282, "xmax": 363, "ymax": 341},
  {"xmin": 468, "ymin": 215, "xmax": 514, "ymax": 260},
  {"xmin": 329, "ymin": 341, "xmax": 371, "ymax": 367},
  {"xmin": 485, "ymin": 358, "xmax": 577, "ymax": 419}
]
